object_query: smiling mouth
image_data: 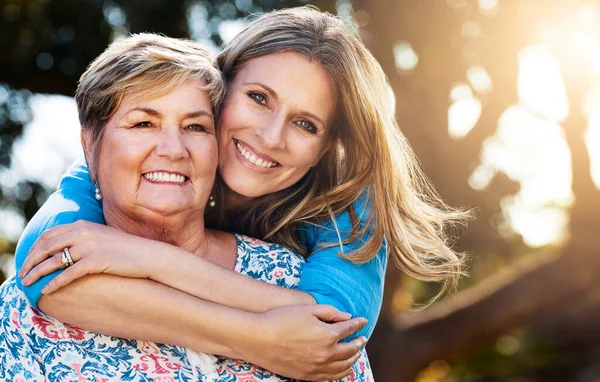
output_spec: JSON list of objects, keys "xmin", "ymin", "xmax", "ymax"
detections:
[
  {"xmin": 143, "ymin": 171, "xmax": 189, "ymax": 184},
  {"xmin": 234, "ymin": 139, "xmax": 279, "ymax": 168}
]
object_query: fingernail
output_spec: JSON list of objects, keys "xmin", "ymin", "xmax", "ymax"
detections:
[
  {"xmin": 22, "ymin": 276, "xmax": 30, "ymax": 286},
  {"xmin": 41, "ymin": 286, "xmax": 49, "ymax": 294}
]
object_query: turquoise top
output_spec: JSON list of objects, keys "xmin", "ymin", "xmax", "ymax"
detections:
[{"xmin": 14, "ymin": 158, "xmax": 387, "ymax": 339}]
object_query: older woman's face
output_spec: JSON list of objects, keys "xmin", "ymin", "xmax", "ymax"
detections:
[
  {"xmin": 217, "ymin": 51, "xmax": 337, "ymax": 204},
  {"xmin": 92, "ymin": 79, "xmax": 217, "ymax": 223}
]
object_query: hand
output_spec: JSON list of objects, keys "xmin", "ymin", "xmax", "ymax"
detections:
[
  {"xmin": 239, "ymin": 304, "xmax": 368, "ymax": 381},
  {"xmin": 19, "ymin": 221, "xmax": 166, "ymax": 293}
]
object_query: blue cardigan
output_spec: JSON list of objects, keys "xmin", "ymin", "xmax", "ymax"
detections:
[{"xmin": 14, "ymin": 158, "xmax": 387, "ymax": 339}]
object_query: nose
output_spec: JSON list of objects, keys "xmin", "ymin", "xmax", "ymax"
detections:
[
  {"xmin": 255, "ymin": 115, "xmax": 286, "ymax": 151},
  {"xmin": 155, "ymin": 127, "xmax": 189, "ymax": 160}
]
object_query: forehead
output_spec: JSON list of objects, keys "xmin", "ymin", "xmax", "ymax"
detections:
[
  {"xmin": 115, "ymin": 78, "xmax": 212, "ymax": 116},
  {"xmin": 235, "ymin": 51, "xmax": 337, "ymax": 118}
]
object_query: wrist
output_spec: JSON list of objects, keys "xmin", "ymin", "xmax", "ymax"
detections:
[
  {"xmin": 145, "ymin": 241, "xmax": 183, "ymax": 281},
  {"xmin": 225, "ymin": 311, "xmax": 265, "ymax": 360}
]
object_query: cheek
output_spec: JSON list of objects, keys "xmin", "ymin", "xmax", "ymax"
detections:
[
  {"xmin": 195, "ymin": 140, "xmax": 219, "ymax": 174},
  {"xmin": 219, "ymin": 98, "xmax": 254, "ymax": 134},
  {"xmin": 292, "ymin": 142, "xmax": 328, "ymax": 169}
]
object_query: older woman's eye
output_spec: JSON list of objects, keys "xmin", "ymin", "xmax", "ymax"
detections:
[
  {"xmin": 248, "ymin": 92, "xmax": 267, "ymax": 105},
  {"xmin": 296, "ymin": 120, "xmax": 318, "ymax": 134},
  {"xmin": 133, "ymin": 121, "xmax": 153, "ymax": 128},
  {"xmin": 186, "ymin": 124, "xmax": 207, "ymax": 132}
]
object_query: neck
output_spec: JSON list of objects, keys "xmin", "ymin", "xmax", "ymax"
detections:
[
  {"xmin": 104, "ymin": 207, "xmax": 208, "ymax": 254},
  {"xmin": 223, "ymin": 185, "xmax": 255, "ymax": 214}
]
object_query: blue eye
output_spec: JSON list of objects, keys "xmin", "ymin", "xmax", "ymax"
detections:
[
  {"xmin": 186, "ymin": 124, "xmax": 207, "ymax": 132},
  {"xmin": 248, "ymin": 92, "xmax": 267, "ymax": 105},
  {"xmin": 296, "ymin": 120, "xmax": 317, "ymax": 134}
]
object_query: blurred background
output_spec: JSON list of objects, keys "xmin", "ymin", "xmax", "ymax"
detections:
[{"xmin": 1, "ymin": 0, "xmax": 599, "ymax": 381}]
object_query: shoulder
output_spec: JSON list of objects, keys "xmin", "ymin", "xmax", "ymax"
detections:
[
  {"xmin": 234, "ymin": 234, "xmax": 305, "ymax": 288},
  {"xmin": 300, "ymin": 189, "xmax": 375, "ymax": 251}
]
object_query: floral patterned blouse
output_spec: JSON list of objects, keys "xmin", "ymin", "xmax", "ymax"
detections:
[{"xmin": 0, "ymin": 234, "xmax": 373, "ymax": 381}]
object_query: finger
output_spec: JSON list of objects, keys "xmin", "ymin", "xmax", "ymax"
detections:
[
  {"xmin": 328, "ymin": 366, "xmax": 356, "ymax": 381},
  {"xmin": 322, "ymin": 352, "xmax": 361, "ymax": 380},
  {"xmin": 328, "ymin": 310, "xmax": 354, "ymax": 323},
  {"xmin": 21, "ymin": 252, "xmax": 66, "ymax": 286},
  {"xmin": 311, "ymin": 304, "xmax": 352, "ymax": 323},
  {"xmin": 27, "ymin": 224, "xmax": 74, "ymax": 255},
  {"xmin": 331, "ymin": 318, "xmax": 368, "ymax": 340},
  {"xmin": 329, "ymin": 336, "xmax": 367, "ymax": 362},
  {"xmin": 21, "ymin": 230, "xmax": 80, "ymax": 277},
  {"xmin": 42, "ymin": 260, "xmax": 92, "ymax": 294}
]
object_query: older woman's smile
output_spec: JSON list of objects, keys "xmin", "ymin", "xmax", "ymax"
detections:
[{"xmin": 142, "ymin": 171, "xmax": 189, "ymax": 184}]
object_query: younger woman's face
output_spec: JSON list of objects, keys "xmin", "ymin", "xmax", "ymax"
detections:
[{"xmin": 217, "ymin": 51, "xmax": 337, "ymax": 208}]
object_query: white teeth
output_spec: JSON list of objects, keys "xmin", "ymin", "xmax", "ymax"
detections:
[
  {"xmin": 235, "ymin": 140, "xmax": 278, "ymax": 168},
  {"xmin": 143, "ymin": 172, "xmax": 186, "ymax": 184}
]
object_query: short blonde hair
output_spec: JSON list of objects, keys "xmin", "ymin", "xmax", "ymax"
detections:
[
  {"xmin": 216, "ymin": 6, "xmax": 468, "ymax": 300},
  {"xmin": 75, "ymin": 33, "xmax": 225, "ymax": 179}
]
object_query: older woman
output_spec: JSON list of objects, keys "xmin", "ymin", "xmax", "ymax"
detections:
[{"xmin": 0, "ymin": 33, "xmax": 371, "ymax": 381}]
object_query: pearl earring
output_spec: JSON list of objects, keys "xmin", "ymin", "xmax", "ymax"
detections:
[
  {"xmin": 94, "ymin": 182, "xmax": 103, "ymax": 201},
  {"xmin": 208, "ymin": 195, "xmax": 215, "ymax": 207}
]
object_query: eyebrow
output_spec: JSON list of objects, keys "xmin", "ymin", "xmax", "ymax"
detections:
[
  {"xmin": 243, "ymin": 82, "xmax": 325, "ymax": 126},
  {"xmin": 125, "ymin": 107, "xmax": 213, "ymax": 119}
]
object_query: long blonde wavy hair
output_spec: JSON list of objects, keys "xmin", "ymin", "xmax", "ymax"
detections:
[{"xmin": 212, "ymin": 6, "xmax": 469, "ymax": 297}]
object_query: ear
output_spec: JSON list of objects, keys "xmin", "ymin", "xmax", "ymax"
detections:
[{"xmin": 80, "ymin": 129, "xmax": 94, "ymax": 177}]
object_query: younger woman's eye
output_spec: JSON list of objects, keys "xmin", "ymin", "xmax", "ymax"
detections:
[
  {"xmin": 186, "ymin": 124, "xmax": 207, "ymax": 132},
  {"xmin": 296, "ymin": 120, "xmax": 318, "ymax": 134},
  {"xmin": 248, "ymin": 92, "xmax": 267, "ymax": 105},
  {"xmin": 133, "ymin": 121, "xmax": 153, "ymax": 128}
]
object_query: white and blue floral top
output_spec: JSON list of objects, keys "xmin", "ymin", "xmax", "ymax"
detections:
[{"xmin": 0, "ymin": 234, "xmax": 372, "ymax": 382}]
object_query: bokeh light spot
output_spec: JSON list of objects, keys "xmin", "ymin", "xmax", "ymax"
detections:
[
  {"xmin": 496, "ymin": 335, "xmax": 520, "ymax": 356},
  {"xmin": 462, "ymin": 21, "xmax": 482, "ymax": 39},
  {"xmin": 450, "ymin": 83, "xmax": 473, "ymax": 102},
  {"xmin": 235, "ymin": 0, "xmax": 253, "ymax": 13},
  {"xmin": 581, "ymin": 85, "xmax": 600, "ymax": 189},
  {"xmin": 467, "ymin": 65, "xmax": 493, "ymax": 94},
  {"xmin": 478, "ymin": 0, "xmax": 498, "ymax": 16},
  {"xmin": 478, "ymin": 105, "xmax": 573, "ymax": 247},
  {"xmin": 518, "ymin": 45, "xmax": 569, "ymax": 122},
  {"xmin": 469, "ymin": 164, "xmax": 495, "ymax": 190},
  {"xmin": 57, "ymin": 24, "xmax": 76, "ymax": 43},
  {"xmin": 218, "ymin": 3, "xmax": 237, "ymax": 19},
  {"xmin": 448, "ymin": 96, "xmax": 482, "ymax": 139},
  {"xmin": 394, "ymin": 42, "xmax": 419, "ymax": 71},
  {"xmin": 36, "ymin": 53, "xmax": 54, "ymax": 71},
  {"xmin": 3, "ymin": 4, "xmax": 20, "ymax": 22},
  {"xmin": 354, "ymin": 10, "xmax": 370, "ymax": 27},
  {"xmin": 218, "ymin": 19, "xmax": 246, "ymax": 44},
  {"xmin": 103, "ymin": 3, "xmax": 126, "ymax": 28}
]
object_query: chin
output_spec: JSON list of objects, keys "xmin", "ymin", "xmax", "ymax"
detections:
[{"xmin": 140, "ymin": 202, "xmax": 194, "ymax": 217}]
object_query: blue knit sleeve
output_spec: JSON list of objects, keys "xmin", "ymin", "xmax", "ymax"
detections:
[
  {"xmin": 297, "ymin": 192, "xmax": 387, "ymax": 340},
  {"xmin": 14, "ymin": 158, "xmax": 105, "ymax": 309}
]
